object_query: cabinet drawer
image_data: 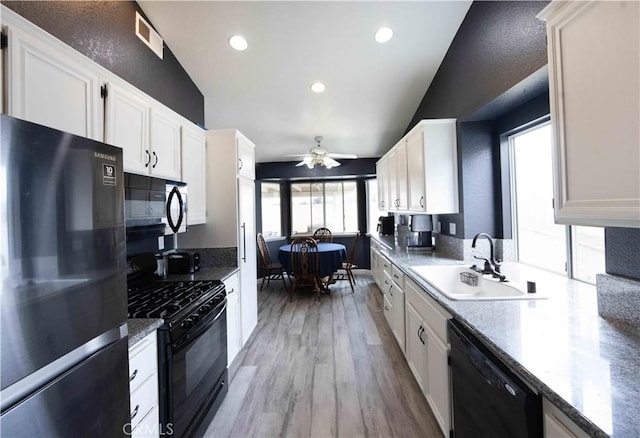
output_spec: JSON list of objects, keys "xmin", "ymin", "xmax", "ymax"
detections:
[
  {"xmin": 381, "ymin": 256, "xmax": 392, "ymax": 277},
  {"xmin": 130, "ymin": 373, "xmax": 158, "ymax": 431},
  {"xmin": 132, "ymin": 404, "xmax": 159, "ymax": 438},
  {"xmin": 128, "ymin": 333, "xmax": 158, "ymax": 393},
  {"xmin": 391, "ymin": 265, "xmax": 405, "ymax": 289},
  {"xmin": 405, "ymin": 278, "xmax": 450, "ymax": 343}
]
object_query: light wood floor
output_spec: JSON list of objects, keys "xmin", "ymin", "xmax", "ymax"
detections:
[{"xmin": 204, "ymin": 271, "xmax": 442, "ymax": 438}]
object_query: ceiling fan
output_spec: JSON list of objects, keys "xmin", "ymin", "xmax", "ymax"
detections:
[{"xmin": 288, "ymin": 136, "xmax": 357, "ymax": 169}]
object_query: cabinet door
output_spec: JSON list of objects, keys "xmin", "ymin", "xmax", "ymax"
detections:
[
  {"xmin": 238, "ymin": 177, "xmax": 257, "ymax": 344},
  {"xmin": 237, "ymin": 135, "xmax": 255, "ymax": 179},
  {"xmin": 391, "ymin": 285, "xmax": 405, "ymax": 352},
  {"xmin": 376, "ymin": 158, "xmax": 388, "ymax": 211},
  {"xmin": 181, "ymin": 124, "xmax": 206, "ymax": 225},
  {"xmin": 395, "ymin": 140, "xmax": 409, "ymax": 211},
  {"xmin": 150, "ymin": 106, "xmax": 181, "ymax": 180},
  {"xmin": 224, "ymin": 272, "xmax": 242, "ymax": 366},
  {"xmin": 542, "ymin": 1, "xmax": 639, "ymax": 227},
  {"xmin": 407, "ymin": 128, "xmax": 426, "ymax": 212},
  {"xmin": 405, "ymin": 301, "xmax": 426, "ymax": 391},
  {"xmin": 383, "ymin": 294, "xmax": 393, "ymax": 327},
  {"xmin": 425, "ymin": 325, "xmax": 450, "ymax": 436},
  {"xmin": 387, "ymin": 150, "xmax": 398, "ymax": 210},
  {"xmin": 6, "ymin": 24, "xmax": 101, "ymax": 140},
  {"xmin": 104, "ymin": 82, "xmax": 150, "ymax": 175}
]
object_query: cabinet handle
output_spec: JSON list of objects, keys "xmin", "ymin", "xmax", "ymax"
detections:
[
  {"xmin": 384, "ymin": 305, "xmax": 390, "ymax": 311},
  {"xmin": 131, "ymin": 404, "xmax": 140, "ymax": 420},
  {"xmin": 389, "ymin": 285, "xmax": 393, "ymax": 296},
  {"xmin": 420, "ymin": 196, "xmax": 424, "ymax": 208},
  {"xmin": 152, "ymin": 151, "xmax": 158, "ymax": 168},
  {"xmin": 145, "ymin": 150, "xmax": 151, "ymax": 167},
  {"xmin": 241, "ymin": 222, "xmax": 247, "ymax": 262},
  {"xmin": 418, "ymin": 326, "xmax": 426, "ymax": 345},
  {"xmin": 238, "ymin": 158, "xmax": 243, "ymax": 171},
  {"xmin": 129, "ymin": 369, "xmax": 138, "ymax": 382}
]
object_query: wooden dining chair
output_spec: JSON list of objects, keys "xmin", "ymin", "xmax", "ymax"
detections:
[
  {"xmin": 289, "ymin": 237, "xmax": 322, "ymax": 299},
  {"xmin": 313, "ymin": 227, "xmax": 333, "ymax": 243},
  {"xmin": 256, "ymin": 233, "xmax": 288, "ymax": 291},
  {"xmin": 336, "ymin": 231, "xmax": 360, "ymax": 293}
]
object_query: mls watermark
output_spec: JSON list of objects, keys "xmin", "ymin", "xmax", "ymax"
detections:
[{"xmin": 123, "ymin": 422, "xmax": 174, "ymax": 436}]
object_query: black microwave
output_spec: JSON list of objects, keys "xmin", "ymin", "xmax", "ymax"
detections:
[{"xmin": 124, "ymin": 173, "xmax": 188, "ymax": 238}]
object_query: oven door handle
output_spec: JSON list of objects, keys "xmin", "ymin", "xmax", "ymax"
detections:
[{"xmin": 172, "ymin": 300, "xmax": 227, "ymax": 353}]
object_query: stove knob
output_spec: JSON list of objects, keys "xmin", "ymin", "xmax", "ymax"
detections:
[
  {"xmin": 200, "ymin": 304, "xmax": 211, "ymax": 313},
  {"xmin": 191, "ymin": 313, "xmax": 200, "ymax": 323},
  {"xmin": 181, "ymin": 318, "xmax": 194, "ymax": 329}
]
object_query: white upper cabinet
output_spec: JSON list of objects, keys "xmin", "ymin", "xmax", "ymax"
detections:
[
  {"xmin": 377, "ymin": 119, "xmax": 458, "ymax": 214},
  {"xmin": 104, "ymin": 82, "xmax": 150, "ymax": 175},
  {"xmin": 236, "ymin": 134, "xmax": 255, "ymax": 179},
  {"xmin": 181, "ymin": 123, "xmax": 207, "ymax": 225},
  {"xmin": 406, "ymin": 119, "xmax": 458, "ymax": 214},
  {"xmin": 149, "ymin": 104, "xmax": 182, "ymax": 180},
  {"xmin": 376, "ymin": 157, "xmax": 389, "ymax": 211},
  {"xmin": 3, "ymin": 8, "xmax": 102, "ymax": 140},
  {"xmin": 539, "ymin": 1, "xmax": 640, "ymax": 228}
]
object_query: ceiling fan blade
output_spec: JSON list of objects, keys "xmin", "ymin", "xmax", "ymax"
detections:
[
  {"xmin": 323, "ymin": 157, "xmax": 341, "ymax": 168},
  {"xmin": 326, "ymin": 153, "xmax": 357, "ymax": 159}
]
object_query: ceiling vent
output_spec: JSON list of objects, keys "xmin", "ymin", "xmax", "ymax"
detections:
[{"xmin": 135, "ymin": 12, "xmax": 163, "ymax": 59}]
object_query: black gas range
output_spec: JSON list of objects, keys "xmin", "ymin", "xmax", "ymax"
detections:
[{"xmin": 127, "ymin": 254, "xmax": 228, "ymax": 438}]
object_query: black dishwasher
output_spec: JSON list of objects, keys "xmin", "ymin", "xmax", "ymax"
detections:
[{"xmin": 448, "ymin": 319, "xmax": 542, "ymax": 438}]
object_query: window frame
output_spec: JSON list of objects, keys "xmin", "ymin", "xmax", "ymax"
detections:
[
  {"xmin": 260, "ymin": 181, "xmax": 283, "ymax": 240},
  {"xmin": 289, "ymin": 180, "xmax": 359, "ymax": 236},
  {"xmin": 506, "ymin": 120, "xmax": 604, "ymax": 285}
]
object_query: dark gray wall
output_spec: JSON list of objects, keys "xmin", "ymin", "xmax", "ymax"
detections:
[
  {"xmin": 407, "ymin": 1, "xmax": 548, "ymax": 127},
  {"xmin": 256, "ymin": 158, "xmax": 377, "ymax": 181},
  {"xmin": 404, "ymin": 1, "xmax": 549, "ymax": 240},
  {"xmin": 3, "ymin": 1, "xmax": 204, "ymax": 126}
]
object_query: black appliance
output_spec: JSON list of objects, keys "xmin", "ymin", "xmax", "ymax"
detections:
[
  {"xmin": 448, "ymin": 319, "xmax": 542, "ymax": 438},
  {"xmin": 0, "ymin": 115, "xmax": 130, "ymax": 435},
  {"xmin": 127, "ymin": 254, "xmax": 228, "ymax": 438},
  {"xmin": 124, "ymin": 173, "xmax": 188, "ymax": 239},
  {"xmin": 167, "ymin": 251, "xmax": 200, "ymax": 274},
  {"xmin": 409, "ymin": 214, "xmax": 434, "ymax": 249},
  {"xmin": 377, "ymin": 215, "xmax": 395, "ymax": 235}
]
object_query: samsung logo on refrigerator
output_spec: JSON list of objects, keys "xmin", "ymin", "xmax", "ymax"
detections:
[{"xmin": 94, "ymin": 152, "xmax": 117, "ymax": 161}]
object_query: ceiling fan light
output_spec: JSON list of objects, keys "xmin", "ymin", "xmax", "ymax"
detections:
[{"xmin": 311, "ymin": 82, "xmax": 326, "ymax": 93}]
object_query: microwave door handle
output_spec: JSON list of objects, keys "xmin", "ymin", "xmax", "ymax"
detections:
[
  {"xmin": 175, "ymin": 188, "xmax": 184, "ymax": 231},
  {"xmin": 166, "ymin": 187, "xmax": 180, "ymax": 233}
]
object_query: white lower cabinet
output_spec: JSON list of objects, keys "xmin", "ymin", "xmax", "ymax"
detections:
[
  {"xmin": 404, "ymin": 278, "xmax": 451, "ymax": 437},
  {"xmin": 128, "ymin": 331, "xmax": 159, "ymax": 438},
  {"xmin": 224, "ymin": 272, "xmax": 242, "ymax": 366}
]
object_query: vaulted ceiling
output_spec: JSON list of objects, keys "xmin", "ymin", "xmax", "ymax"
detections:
[{"xmin": 139, "ymin": 1, "xmax": 472, "ymax": 163}]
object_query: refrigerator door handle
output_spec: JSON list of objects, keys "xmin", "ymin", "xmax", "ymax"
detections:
[{"xmin": 0, "ymin": 326, "xmax": 125, "ymax": 411}]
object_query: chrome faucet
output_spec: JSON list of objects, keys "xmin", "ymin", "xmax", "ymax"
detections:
[{"xmin": 471, "ymin": 233, "xmax": 506, "ymax": 281}]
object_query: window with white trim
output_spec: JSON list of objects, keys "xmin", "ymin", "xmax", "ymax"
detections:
[
  {"xmin": 291, "ymin": 181, "xmax": 358, "ymax": 234},
  {"xmin": 260, "ymin": 182, "xmax": 282, "ymax": 238}
]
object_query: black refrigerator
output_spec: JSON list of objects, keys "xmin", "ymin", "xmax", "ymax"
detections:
[{"xmin": 0, "ymin": 115, "xmax": 130, "ymax": 436}]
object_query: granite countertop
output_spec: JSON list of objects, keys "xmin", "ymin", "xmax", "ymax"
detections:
[
  {"xmin": 165, "ymin": 266, "xmax": 239, "ymax": 283},
  {"xmin": 371, "ymin": 234, "xmax": 640, "ymax": 438},
  {"xmin": 127, "ymin": 318, "xmax": 164, "ymax": 348}
]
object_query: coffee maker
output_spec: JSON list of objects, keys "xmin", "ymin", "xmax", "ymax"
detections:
[
  {"xmin": 377, "ymin": 216, "xmax": 395, "ymax": 235},
  {"xmin": 408, "ymin": 215, "xmax": 434, "ymax": 249}
]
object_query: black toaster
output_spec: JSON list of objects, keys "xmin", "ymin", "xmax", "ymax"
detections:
[{"xmin": 167, "ymin": 251, "xmax": 200, "ymax": 274}]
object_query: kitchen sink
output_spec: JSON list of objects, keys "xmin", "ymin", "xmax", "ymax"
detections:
[{"xmin": 410, "ymin": 264, "xmax": 547, "ymax": 301}]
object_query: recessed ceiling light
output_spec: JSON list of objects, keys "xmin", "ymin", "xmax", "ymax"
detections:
[
  {"xmin": 311, "ymin": 82, "xmax": 326, "ymax": 93},
  {"xmin": 229, "ymin": 35, "xmax": 248, "ymax": 51},
  {"xmin": 375, "ymin": 27, "xmax": 393, "ymax": 43}
]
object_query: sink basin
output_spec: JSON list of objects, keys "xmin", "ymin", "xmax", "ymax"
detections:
[{"xmin": 410, "ymin": 265, "xmax": 547, "ymax": 301}]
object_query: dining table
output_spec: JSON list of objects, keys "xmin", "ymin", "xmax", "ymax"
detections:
[{"xmin": 277, "ymin": 242, "xmax": 347, "ymax": 279}]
